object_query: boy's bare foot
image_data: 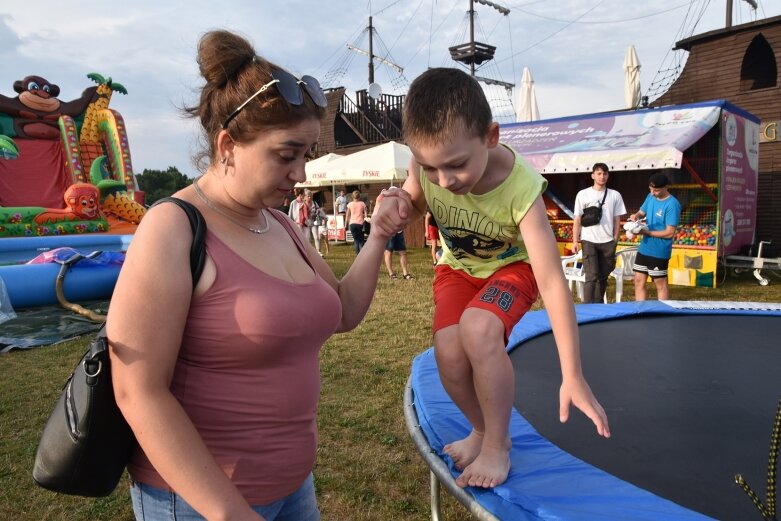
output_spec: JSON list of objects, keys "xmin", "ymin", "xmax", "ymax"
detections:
[
  {"xmin": 455, "ymin": 443, "xmax": 511, "ymax": 489},
  {"xmin": 443, "ymin": 430, "xmax": 483, "ymax": 470}
]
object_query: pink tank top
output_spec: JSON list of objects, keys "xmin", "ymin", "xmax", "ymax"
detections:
[{"xmin": 128, "ymin": 210, "xmax": 342, "ymax": 504}]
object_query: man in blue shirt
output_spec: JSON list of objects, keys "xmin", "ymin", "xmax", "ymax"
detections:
[{"xmin": 628, "ymin": 172, "xmax": 681, "ymax": 301}]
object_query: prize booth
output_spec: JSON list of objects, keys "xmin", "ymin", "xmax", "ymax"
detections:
[{"xmin": 501, "ymin": 100, "xmax": 760, "ymax": 287}]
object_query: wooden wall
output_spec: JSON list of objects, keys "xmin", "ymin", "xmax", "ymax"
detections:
[{"xmin": 653, "ymin": 16, "xmax": 781, "ymax": 255}]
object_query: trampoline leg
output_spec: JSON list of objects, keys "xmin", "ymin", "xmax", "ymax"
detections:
[
  {"xmin": 753, "ymin": 269, "xmax": 769, "ymax": 286},
  {"xmin": 430, "ymin": 470, "xmax": 442, "ymax": 521}
]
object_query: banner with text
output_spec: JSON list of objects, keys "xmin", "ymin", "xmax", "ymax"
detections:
[{"xmin": 501, "ymin": 104, "xmax": 722, "ymax": 173}]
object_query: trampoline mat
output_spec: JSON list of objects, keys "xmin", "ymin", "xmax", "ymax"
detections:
[{"xmin": 512, "ymin": 314, "xmax": 780, "ymax": 521}]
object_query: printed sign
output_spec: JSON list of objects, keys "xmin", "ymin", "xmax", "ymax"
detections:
[{"xmin": 720, "ymin": 111, "xmax": 759, "ymax": 255}]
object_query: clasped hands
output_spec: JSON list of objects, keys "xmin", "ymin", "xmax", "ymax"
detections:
[{"xmin": 371, "ymin": 187, "xmax": 412, "ymax": 239}]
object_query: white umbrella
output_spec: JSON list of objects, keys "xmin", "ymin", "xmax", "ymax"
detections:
[
  {"xmin": 515, "ymin": 67, "xmax": 540, "ymax": 123},
  {"xmin": 324, "ymin": 141, "xmax": 411, "ymax": 185},
  {"xmin": 624, "ymin": 45, "xmax": 642, "ymax": 109}
]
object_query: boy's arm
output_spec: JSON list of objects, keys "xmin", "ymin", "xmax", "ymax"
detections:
[
  {"xmin": 401, "ymin": 158, "xmax": 428, "ymax": 222},
  {"xmin": 639, "ymin": 224, "xmax": 676, "ymax": 239},
  {"xmin": 613, "ymin": 214, "xmax": 622, "ymax": 242},
  {"xmin": 571, "ymin": 215, "xmax": 582, "ymax": 253},
  {"xmin": 519, "ymin": 197, "xmax": 610, "ymax": 438}
]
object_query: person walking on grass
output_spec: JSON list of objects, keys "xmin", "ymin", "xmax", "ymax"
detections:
[
  {"xmin": 425, "ymin": 207, "xmax": 440, "ymax": 268},
  {"xmin": 345, "ymin": 190, "xmax": 367, "ymax": 254},
  {"xmin": 377, "ymin": 190, "xmax": 414, "ymax": 280}
]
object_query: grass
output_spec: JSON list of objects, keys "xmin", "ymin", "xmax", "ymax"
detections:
[{"xmin": 2, "ymin": 242, "xmax": 780, "ymax": 520}]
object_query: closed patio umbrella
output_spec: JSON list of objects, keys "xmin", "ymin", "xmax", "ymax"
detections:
[
  {"xmin": 515, "ymin": 67, "xmax": 540, "ymax": 123},
  {"xmin": 624, "ymin": 45, "xmax": 642, "ymax": 109}
]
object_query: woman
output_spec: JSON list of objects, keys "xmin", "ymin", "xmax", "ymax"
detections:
[
  {"xmin": 344, "ymin": 190, "xmax": 367, "ymax": 253},
  {"xmin": 304, "ymin": 190, "xmax": 331, "ymax": 257},
  {"xmin": 107, "ymin": 30, "xmax": 408, "ymax": 521},
  {"xmin": 304, "ymin": 190, "xmax": 326, "ymax": 255},
  {"xmin": 287, "ymin": 188, "xmax": 307, "ymax": 231}
]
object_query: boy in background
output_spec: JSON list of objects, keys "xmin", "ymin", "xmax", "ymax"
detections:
[
  {"xmin": 628, "ymin": 172, "xmax": 681, "ymax": 300},
  {"xmin": 400, "ymin": 68, "xmax": 610, "ymax": 489}
]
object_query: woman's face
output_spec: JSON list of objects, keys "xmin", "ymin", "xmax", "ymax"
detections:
[{"xmin": 223, "ymin": 117, "xmax": 320, "ymax": 210}]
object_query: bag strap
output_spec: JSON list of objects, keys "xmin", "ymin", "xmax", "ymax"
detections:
[
  {"xmin": 598, "ymin": 189, "xmax": 608, "ymax": 207},
  {"xmin": 94, "ymin": 198, "xmax": 207, "ymax": 344},
  {"xmin": 151, "ymin": 197, "xmax": 207, "ymax": 287}
]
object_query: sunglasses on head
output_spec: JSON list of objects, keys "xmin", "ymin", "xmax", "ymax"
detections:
[{"xmin": 222, "ymin": 68, "xmax": 327, "ymax": 129}]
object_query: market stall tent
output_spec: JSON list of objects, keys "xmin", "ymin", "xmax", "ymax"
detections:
[
  {"xmin": 318, "ymin": 140, "xmax": 411, "ymax": 185},
  {"xmin": 297, "ymin": 152, "xmax": 344, "ymax": 188},
  {"xmin": 298, "ymin": 141, "xmax": 413, "ymax": 243},
  {"xmin": 500, "ymin": 99, "xmax": 761, "ymax": 287}
]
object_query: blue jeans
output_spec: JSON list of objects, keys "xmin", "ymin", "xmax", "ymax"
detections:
[
  {"xmin": 130, "ymin": 473, "xmax": 319, "ymax": 521},
  {"xmin": 349, "ymin": 223, "xmax": 365, "ymax": 253}
]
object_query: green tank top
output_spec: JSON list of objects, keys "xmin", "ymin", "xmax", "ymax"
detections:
[{"xmin": 421, "ymin": 145, "xmax": 547, "ymax": 278}]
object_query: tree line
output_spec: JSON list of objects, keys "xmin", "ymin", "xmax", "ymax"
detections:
[{"xmin": 135, "ymin": 167, "xmax": 192, "ymax": 205}]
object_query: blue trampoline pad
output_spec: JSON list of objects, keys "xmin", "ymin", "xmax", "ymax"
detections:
[{"xmin": 409, "ymin": 301, "xmax": 781, "ymax": 520}]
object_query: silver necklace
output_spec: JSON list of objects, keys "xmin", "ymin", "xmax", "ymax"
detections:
[{"xmin": 193, "ymin": 176, "xmax": 270, "ymax": 234}]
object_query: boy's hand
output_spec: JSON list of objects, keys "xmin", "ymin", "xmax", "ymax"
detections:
[
  {"xmin": 559, "ymin": 376, "xmax": 611, "ymax": 438},
  {"xmin": 371, "ymin": 187, "xmax": 412, "ymax": 239}
]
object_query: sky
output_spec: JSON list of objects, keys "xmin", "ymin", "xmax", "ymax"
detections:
[{"xmin": 1, "ymin": 0, "xmax": 779, "ymax": 179}]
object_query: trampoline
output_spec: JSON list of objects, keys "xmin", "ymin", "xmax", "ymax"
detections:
[{"xmin": 405, "ymin": 301, "xmax": 781, "ymax": 520}]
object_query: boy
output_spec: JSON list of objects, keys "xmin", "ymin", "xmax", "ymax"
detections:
[
  {"xmin": 628, "ymin": 172, "xmax": 681, "ymax": 301},
  {"xmin": 400, "ymin": 68, "xmax": 610, "ymax": 489}
]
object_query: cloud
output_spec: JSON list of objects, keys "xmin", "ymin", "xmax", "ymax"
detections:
[{"xmin": 0, "ymin": 0, "xmax": 777, "ymax": 178}]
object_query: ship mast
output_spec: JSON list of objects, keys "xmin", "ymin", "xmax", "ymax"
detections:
[
  {"xmin": 449, "ymin": 0, "xmax": 513, "ymax": 90},
  {"xmin": 725, "ymin": 0, "xmax": 758, "ymax": 28},
  {"xmin": 345, "ymin": 16, "xmax": 404, "ymax": 85}
]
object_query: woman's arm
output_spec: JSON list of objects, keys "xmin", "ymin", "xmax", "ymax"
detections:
[
  {"xmin": 308, "ymin": 191, "xmax": 411, "ymax": 332},
  {"xmin": 401, "ymin": 158, "xmax": 427, "ymax": 221},
  {"xmin": 108, "ymin": 204, "xmax": 261, "ymax": 521}
]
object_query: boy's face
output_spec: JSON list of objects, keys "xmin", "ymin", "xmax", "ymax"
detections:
[
  {"xmin": 591, "ymin": 168, "xmax": 609, "ymax": 187},
  {"xmin": 649, "ymin": 185, "xmax": 668, "ymax": 199},
  {"xmin": 409, "ymin": 125, "xmax": 497, "ymax": 194}
]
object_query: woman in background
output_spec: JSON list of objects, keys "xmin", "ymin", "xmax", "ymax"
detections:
[{"xmin": 344, "ymin": 190, "xmax": 367, "ymax": 253}]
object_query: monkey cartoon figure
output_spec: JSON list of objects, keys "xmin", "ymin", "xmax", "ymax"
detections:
[
  {"xmin": 34, "ymin": 183, "xmax": 102, "ymax": 224},
  {"xmin": 0, "ymin": 76, "xmax": 97, "ymax": 139}
]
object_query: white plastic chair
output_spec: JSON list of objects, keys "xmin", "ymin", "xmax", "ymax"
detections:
[
  {"xmin": 561, "ymin": 251, "xmax": 585, "ymax": 301},
  {"xmin": 609, "ymin": 247, "xmax": 639, "ymax": 303}
]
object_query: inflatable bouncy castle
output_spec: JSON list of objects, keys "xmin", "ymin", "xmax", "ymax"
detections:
[{"xmin": 0, "ymin": 73, "xmax": 145, "ymax": 237}]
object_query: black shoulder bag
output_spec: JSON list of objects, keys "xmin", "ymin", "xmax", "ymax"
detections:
[
  {"xmin": 580, "ymin": 189, "xmax": 608, "ymax": 227},
  {"xmin": 32, "ymin": 197, "xmax": 206, "ymax": 497}
]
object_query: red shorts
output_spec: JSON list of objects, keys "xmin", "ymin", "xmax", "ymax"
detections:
[
  {"xmin": 432, "ymin": 262, "xmax": 539, "ymax": 341},
  {"xmin": 427, "ymin": 225, "xmax": 438, "ymax": 241}
]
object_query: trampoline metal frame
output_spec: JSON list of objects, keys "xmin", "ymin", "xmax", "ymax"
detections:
[{"xmin": 404, "ymin": 377, "xmax": 498, "ymax": 521}]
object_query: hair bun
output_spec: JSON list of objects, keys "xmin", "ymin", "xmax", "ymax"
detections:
[{"xmin": 197, "ymin": 30, "xmax": 257, "ymax": 87}]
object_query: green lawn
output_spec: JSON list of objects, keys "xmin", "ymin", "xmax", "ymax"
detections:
[{"xmin": 1, "ymin": 243, "xmax": 779, "ymax": 520}]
